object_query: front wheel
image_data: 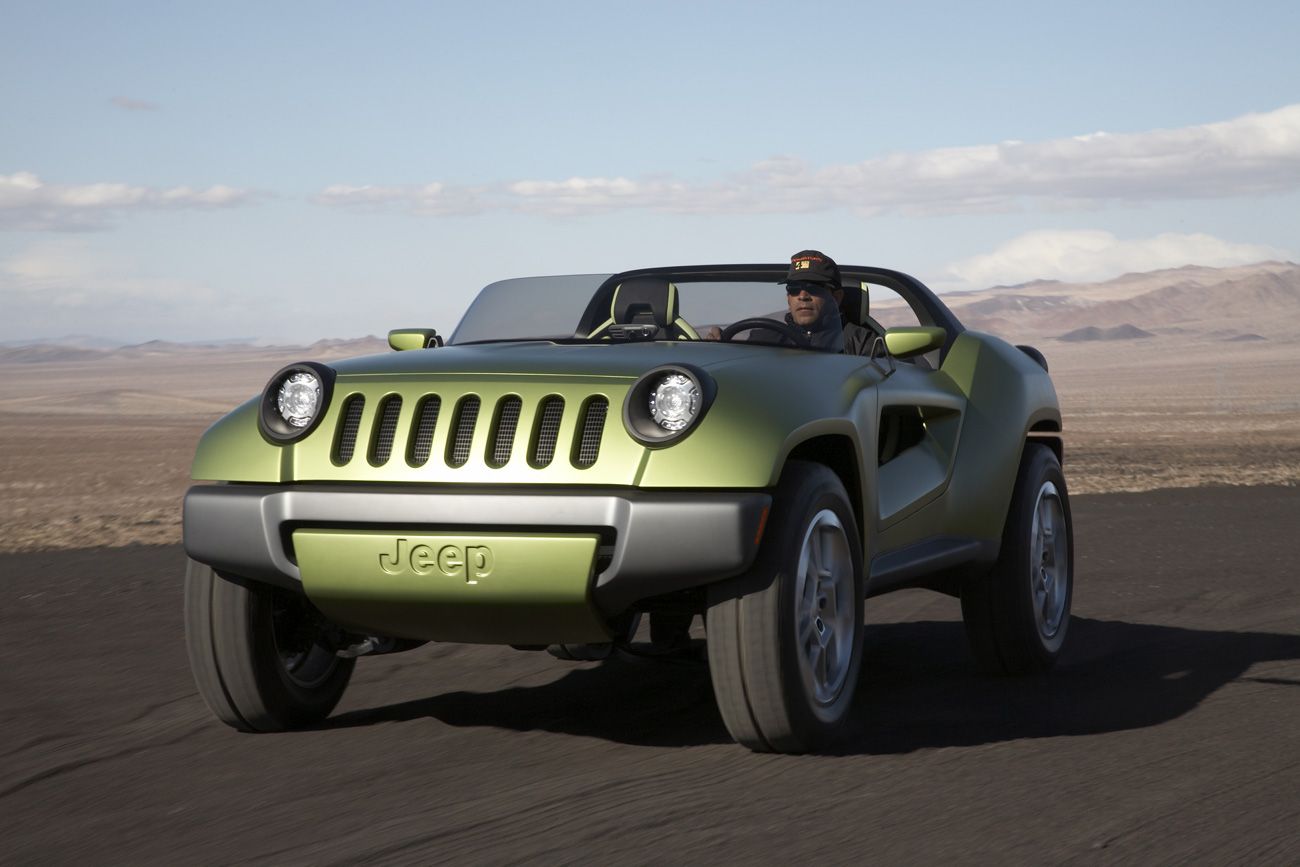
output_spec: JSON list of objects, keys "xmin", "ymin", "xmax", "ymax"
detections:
[
  {"xmin": 184, "ymin": 560, "xmax": 354, "ymax": 731},
  {"xmin": 707, "ymin": 462, "xmax": 864, "ymax": 753},
  {"xmin": 961, "ymin": 443, "xmax": 1074, "ymax": 674}
]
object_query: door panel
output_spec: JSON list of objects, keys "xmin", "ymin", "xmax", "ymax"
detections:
[{"xmin": 873, "ymin": 364, "xmax": 967, "ymax": 538}]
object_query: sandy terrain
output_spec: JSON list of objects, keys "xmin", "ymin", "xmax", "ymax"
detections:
[{"xmin": 1, "ymin": 332, "xmax": 1297, "ymax": 553}]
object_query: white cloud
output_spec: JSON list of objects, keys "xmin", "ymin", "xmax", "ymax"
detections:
[
  {"xmin": 2, "ymin": 240, "xmax": 217, "ymax": 305},
  {"xmin": 0, "ymin": 172, "xmax": 254, "ymax": 231},
  {"xmin": 317, "ymin": 103, "xmax": 1300, "ymax": 217},
  {"xmin": 110, "ymin": 96, "xmax": 160, "ymax": 112},
  {"xmin": 316, "ymin": 182, "xmax": 487, "ymax": 216},
  {"xmin": 940, "ymin": 230, "xmax": 1293, "ymax": 289}
]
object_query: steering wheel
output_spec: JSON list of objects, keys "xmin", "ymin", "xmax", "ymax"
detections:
[{"xmin": 719, "ymin": 317, "xmax": 810, "ymax": 348}]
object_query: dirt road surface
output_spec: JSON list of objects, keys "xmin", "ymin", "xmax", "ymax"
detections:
[{"xmin": 2, "ymin": 485, "xmax": 1297, "ymax": 865}]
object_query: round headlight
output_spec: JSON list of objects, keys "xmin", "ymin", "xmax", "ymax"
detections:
[
  {"xmin": 648, "ymin": 374, "xmax": 700, "ymax": 431},
  {"xmin": 258, "ymin": 361, "xmax": 336, "ymax": 443},
  {"xmin": 622, "ymin": 364, "xmax": 716, "ymax": 447},
  {"xmin": 277, "ymin": 371, "xmax": 322, "ymax": 428}
]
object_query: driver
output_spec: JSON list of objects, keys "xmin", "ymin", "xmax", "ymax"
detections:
[{"xmin": 779, "ymin": 250, "xmax": 873, "ymax": 356}]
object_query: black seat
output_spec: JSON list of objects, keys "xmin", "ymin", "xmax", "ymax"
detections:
[
  {"xmin": 613, "ymin": 277, "xmax": 675, "ymax": 331},
  {"xmin": 838, "ymin": 283, "xmax": 871, "ymax": 328},
  {"xmin": 588, "ymin": 278, "xmax": 698, "ymax": 340}
]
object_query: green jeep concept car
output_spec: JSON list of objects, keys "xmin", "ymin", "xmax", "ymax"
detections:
[{"xmin": 183, "ymin": 264, "xmax": 1073, "ymax": 753}]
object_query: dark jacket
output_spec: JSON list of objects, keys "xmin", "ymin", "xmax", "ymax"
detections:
[
  {"xmin": 781, "ymin": 313, "xmax": 874, "ymax": 356},
  {"xmin": 841, "ymin": 321, "xmax": 874, "ymax": 357}
]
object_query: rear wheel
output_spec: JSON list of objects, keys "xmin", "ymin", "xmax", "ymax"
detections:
[
  {"xmin": 184, "ymin": 560, "xmax": 354, "ymax": 731},
  {"xmin": 707, "ymin": 462, "xmax": 864, "ymax": 753},
  {"xmin": 961, "ymin": 443, "xmax": 1074, "ymax": 674}
]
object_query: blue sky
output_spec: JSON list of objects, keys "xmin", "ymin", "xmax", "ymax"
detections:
[{"xmin": 3, "ymin": 0, "xmax": 1299, "ymax": 343}]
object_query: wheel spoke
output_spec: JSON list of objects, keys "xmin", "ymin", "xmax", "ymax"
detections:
[
  {"xmin": 807, "ymin": 642, "xmax": 824, "ymax": 683},
  {"xmin": 799, "ymin": 612, "xmax": 816, "ymax": 645},
  {"xmin": 808, "ymin": 531, "xmax": 824, "ymax": 575},
  {"xmin": 802, "ymin": 571, "xmax": 818, "ymax": 618},
  {"xmin": 818, "ymin": 528, "xmax": 834, "ymax": 577}
]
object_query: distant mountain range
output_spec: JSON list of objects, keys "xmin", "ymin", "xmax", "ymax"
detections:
[
  {"xmin": 0, "ymin": 336, "xmax": 389, "ymax": 364},
  {"xmin": 935, "ymin": 260, "xmax": 1300, "ymax": 342},
  {"xmin": 3, "ymin": 261, "xmax": 1298, "ymax": 363}
]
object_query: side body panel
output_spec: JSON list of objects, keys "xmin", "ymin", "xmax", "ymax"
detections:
[{"xmin": 875, "ymin": 331, "xmax": 1060, "ymax": 556}]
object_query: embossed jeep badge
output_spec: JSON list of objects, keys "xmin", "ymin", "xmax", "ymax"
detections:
[{"xmin": 379, "ymin": 538, "xmax": 494, "ymax": 583}]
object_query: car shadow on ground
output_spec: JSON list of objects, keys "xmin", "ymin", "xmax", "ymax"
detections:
[{"xmin": 318, "ymin": 617, "xmax": 1300, "ymax": 753}]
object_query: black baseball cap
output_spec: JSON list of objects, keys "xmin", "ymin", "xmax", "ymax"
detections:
[{"xmin": 779, "ymin": 249, "xmax": 841, "ymax": 288}]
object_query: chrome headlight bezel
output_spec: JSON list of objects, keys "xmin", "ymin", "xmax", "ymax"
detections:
[
  {"xmin": 257, "ymin": 361, "xmax": 336, "ymax": 444},
  {"xmin": 622, "ymin": 364, "xmax": 717, "ymax": 447}
]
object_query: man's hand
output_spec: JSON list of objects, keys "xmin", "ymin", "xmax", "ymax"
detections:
[{"xmin": 700, "ymin": 325, "xmax": 722, "ymax": 341}]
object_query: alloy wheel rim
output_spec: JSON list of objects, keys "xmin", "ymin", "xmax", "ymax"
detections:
[
  {"xmin": 794, "ymin": 509, "xmax": 855, "ymax": 708},
  {"xmin": 1030, "ymin": 481, "xmax": 1070, "ymax": 641}
]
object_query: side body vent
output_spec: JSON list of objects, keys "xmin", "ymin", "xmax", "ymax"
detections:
[
  {"xmin": 530, "ymin": 396, "xmax": 564, "ymax": 467},
  {"xmin": 333, "ymin": 395, "xmax": 365, "ymax": 465},
  {"xmin": 488, "ymin": 396, "xmax": 523, "ymax": 468},
  {"xmin": 368, "ymin": 396, "xmax": 403, "ymax": 466},
  {"xmin": 407, "ymin": 395, "xmax": 441, "ymax": 467},
  {"xmin": 446, "ymin": 396, "xmax": 481, "ymax": 468},
  {"xmin": 573, "ymin": 397, "xmax": 607, "ymax": 468}
]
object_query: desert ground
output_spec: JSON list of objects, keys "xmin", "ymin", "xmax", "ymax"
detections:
[
  {"xmin": 1, "ymin": 262, "xmax": 1298, "ymax": 862},
  {"xmin": 1, "ymin": 331, "xmax": 1297, "ymax": 552}
]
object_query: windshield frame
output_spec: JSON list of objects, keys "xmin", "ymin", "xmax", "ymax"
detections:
[{"xmin": 449, "ymin": 263, "xmax": 964, "ymax": 356}]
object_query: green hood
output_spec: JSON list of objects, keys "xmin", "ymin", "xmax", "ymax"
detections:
[
  {"xmin": 330, "ymin": 340, "xmax": 798, "ymax": 379},
  {"xmin": 191, "ymin": 338, "xmax": 869, "ymax": 489}
]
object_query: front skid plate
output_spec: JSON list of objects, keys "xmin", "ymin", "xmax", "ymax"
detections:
[{"xmin": 293, "ymin": 530, "xmax": 610, "ymax": 645}]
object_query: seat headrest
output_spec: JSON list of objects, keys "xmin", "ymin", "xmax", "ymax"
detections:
[
  {"xmin": 838, "ymin": 283, "xmax": 870, "ymax": 327},
  {"xmin": 611, "ymin": 278, "xmax": 679, "ymax": 327}
]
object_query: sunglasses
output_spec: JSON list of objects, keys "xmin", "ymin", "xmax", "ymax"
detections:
[{"xmin": 785, "ymin": 281, "xmax": 831, "ymax": 296}]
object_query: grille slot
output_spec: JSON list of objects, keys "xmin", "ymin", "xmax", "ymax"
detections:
[
  {"xmin": 573, "ymin": 397, "xmax": 607, "ymax": 468},
  {"xmin": 530, "ymin": 396, "xmax": 564, "ymax": 467},
  {"xmin": 446, "ymin": 396, "xmax": 480, "ymax": 467},
  {"xmin": 488, "ymin": 396, "xmax": 523, "ymax": 468},
  {"xmin": 407, "ymin": 395, "xmax": 441, "ymax": 467},
  {"xmin": 368, "ymin": 396, "xmax": 403, "ymax": 466},
  {"xmin": 333, "ymin": 395, "xmax": 365, "ymax": 465}
]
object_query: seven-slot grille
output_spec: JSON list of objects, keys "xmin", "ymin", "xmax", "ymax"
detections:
[
  {"xmin": 324, "ymin": 392, "xmax": 609, "ymax": 470},
  {"xmin": 530, "ymin": 396, "xmax": 565, "ymax": 467},
  {"xmin": 446, "ymin": 396, "xmax": 481, "ymax": 467},
  {"xmin": 488, "ymin": 396, "xmax": 523, "ymax": 467},
  {"xmin": 407, "ymin": 396, "xmax": 441, "ymax": 466},
  {"xmin": 332, "ymin": 395, "xmax": 366, "ymax": 465},
  {"xmin": 368, "ymin": 396, "xmax": 403, "ymax": 466},
  {"xmin": 573, "ymin": 399, "xmax": 607, "ymax": 468}
]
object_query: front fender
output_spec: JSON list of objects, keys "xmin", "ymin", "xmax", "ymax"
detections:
[
  {"xmin": 192, "ymin": 398, "xmax": 286, "ymax": 482},
  {"xmin": 637, "ymin": 355, "xmax": 881, "ymax": 488}
]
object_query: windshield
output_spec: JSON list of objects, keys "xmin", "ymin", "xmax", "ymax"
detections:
[
  {"xmin": 449, "ymin": 274, "xmax": 610, "ymax": 344},
  {"xmin": 448, "ymin": 274, "xmax": 844, "ymax": 351}
]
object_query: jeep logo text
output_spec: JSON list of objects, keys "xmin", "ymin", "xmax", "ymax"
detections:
[{"xmin": 379, "ymin": 538, "xmax": 494, "ymax": 583}]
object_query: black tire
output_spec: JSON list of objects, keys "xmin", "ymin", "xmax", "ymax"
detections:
[
  {"xmin": 706, "ymin": 461, "xmax": 864, "ymax": 753},
  {"xmin": 184, "ymin": 560, "xmax": 354, "ymax": 731},
  {"xmin": 961, "ymin": 443, "xmax": 1074, "ymax": 674}
]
